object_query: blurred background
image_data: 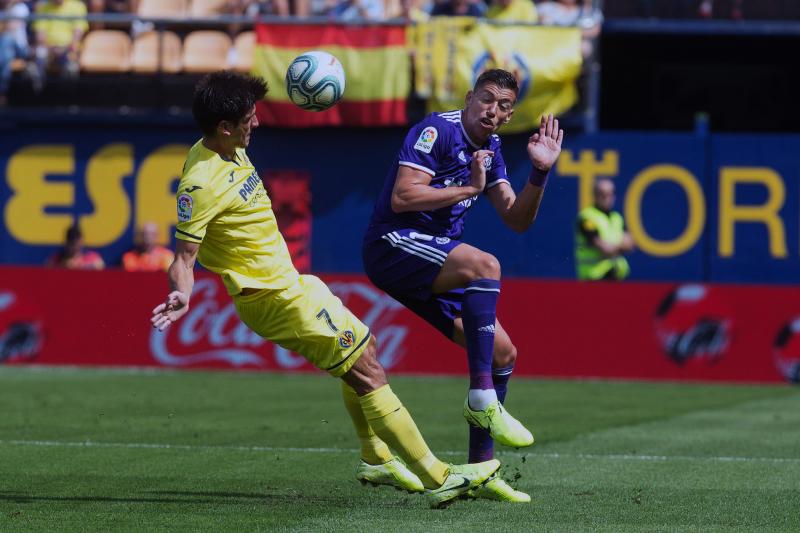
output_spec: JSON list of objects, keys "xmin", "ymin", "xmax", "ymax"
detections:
[{"xmin": 1, "ymin": 0, "xmax": 799, "ymax": 385}]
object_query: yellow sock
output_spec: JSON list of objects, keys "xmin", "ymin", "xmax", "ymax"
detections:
[
  {"xmin": 341, "ymin": 382, "xmax": 393, "ymax": 465},
  {"xmin": 358, "ymin": 384, "xmax": 448, "ymax": 489}
]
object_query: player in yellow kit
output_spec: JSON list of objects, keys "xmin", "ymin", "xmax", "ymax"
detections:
[{"xmin": 150, "ymin": 71, "xmax": 501, "ymax": 508}]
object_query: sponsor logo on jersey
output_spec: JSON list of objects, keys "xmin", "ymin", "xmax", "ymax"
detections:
[
  {"xmin": 458, "ymin": 150, "xmax": 467, "ymax": 163},
  {"xmin": 238, "ymin": 172, "xmax": 262, "ymax": 202},
  {"xmin": 177, "ymin": 194, "xmax": 193, "ymax": 221},
  {"xmin": 414, "ymin": 127, "xmax": 438, "ymax": 154},
  {"xmin": 435, "ymin": 237, "xmax": 451, "ymax": 245},
  {"xmin": 338, "ymin": 330, "xmax": 356, "ymax": 349}
]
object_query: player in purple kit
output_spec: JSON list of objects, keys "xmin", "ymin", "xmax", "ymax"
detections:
[{"xmin": 362, "ymin": 69, "xmax": 564, "ymax": 502}]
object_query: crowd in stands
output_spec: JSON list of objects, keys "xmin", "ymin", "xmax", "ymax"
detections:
[
  {"xmin": 47, "ymin": 222, "xmax": 174, "ymax": 272},
  {"xmin": 0, "ymin": 0, "xmax": 604, "ymax": 106},
  {"xmin": 606, "ymin": 0, "xmax": 800, "ymax": 20}
]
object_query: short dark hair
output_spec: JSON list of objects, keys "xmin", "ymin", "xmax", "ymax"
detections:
[
  {"xmin": 65, "ymin": 224, "xmax": 81, "ymax": 243},
  {"xmin": 474, "ymin": 69, "xmax": 519, "ymax": 95},
  {"xmin": 192, "ymin": 71, "xmax": 269, "ymax": 136}
]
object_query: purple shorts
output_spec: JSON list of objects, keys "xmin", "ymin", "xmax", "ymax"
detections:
[{"xmin": 362, "ymin": 227, "xmax": 464, "ymax": 338}]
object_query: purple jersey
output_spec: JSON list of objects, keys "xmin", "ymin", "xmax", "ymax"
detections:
[{"xmin": 367, "ymin": 110, "xmax": 510, "ymax": 240}]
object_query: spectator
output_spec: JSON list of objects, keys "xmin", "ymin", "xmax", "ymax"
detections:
[
  {"xmin": 86, "ymin": 0, "xmax": 132, "ymax": 30},
  {"xmin": 244, "ymin": 0, "xmax": 317, "ymax": 16},
  {"xmin": 47, "ymin": 224, "xmax": 105, "ymax": 270},
  {"xmin": 242, "ymin": 0, "xmax": 290, "ymax": 17},
  {"xmin": 430, "ymin": 0, "xmax": 484, "ymax": 17},
  {"xmin": 122, "ymin": 222, "xmax": 174, "ymax": 272},
  {"xmin": 575, "ymin": 178, "xmax": 634, "ymax": 281},
  {"xmin": 331, "ymin": 0, "xmax": 385, "ymax": 20},
  {"xmin": 32, "ymin": 0, "xmax": 88, "ymax": 88},
  {"xmin": 699, "ymin": 0, "xmax": 744, "ymax": 20},
  {"xmin": 538, "ymin": 0, "xmax": 603, "ymax": 57},
  {"xmin": 0, "ymin": 0, "xmax": 30, "ymax": 107},
  {"xmin": 485, "ymin": 0, "xmax": 537, "ymax": 22},
  {"xmin": 399, "ymin": 0, "xmax": 430, "ymax": 21}
]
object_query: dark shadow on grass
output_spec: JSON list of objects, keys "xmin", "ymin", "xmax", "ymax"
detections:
[
  {"xmin": 148, "ymin": 490, "xmax": 269, "ymax": 499},
  {"xmin": 0, "ymin": 490, "xmax": 366, "ymax": 506}
]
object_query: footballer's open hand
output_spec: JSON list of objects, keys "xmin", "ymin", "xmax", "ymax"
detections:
[
  {"xmin": 527, "ymin": 114, "xmax": 564, "ymax": 172},
  {"xmin": 151, "ymin": 291, "xmax": 189, "ymax": 331}
]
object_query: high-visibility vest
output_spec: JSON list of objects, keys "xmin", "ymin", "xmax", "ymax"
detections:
[{"xmin": 575, "ymin": 206, "xmax": 630, "ymax": 280}]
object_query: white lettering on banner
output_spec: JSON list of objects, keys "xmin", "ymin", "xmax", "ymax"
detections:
[
  {"xmin": 149, "ymin": 278, "xmax": 410, "ymax": 370},
  {"xmin": 327, "ymin": 281, "xmax": 409, "ymax": 369},
  {"xmin": 150, "ymin": 279, "xmax": 266, "ymax": 367},
  {"xmin": 274, "ymin": 346, "xmax": 307, "ymax": 368}
]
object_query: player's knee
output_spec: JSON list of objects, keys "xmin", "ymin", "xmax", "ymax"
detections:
[
  {"xmin": 342, "ymin": 335, "xmax": 388, "ymax": 395},
  {"xmin": 474, "ymin": 252, "xmax": 501, "ymax": 280},
  {"xmin": 494, "ymin": 341, "xmax": 517, "ymax": 368}
]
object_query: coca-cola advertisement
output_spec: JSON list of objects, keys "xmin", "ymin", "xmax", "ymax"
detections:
[{"xmin": 1, "ymin": 266, "xmax": 798, "ymax": 384}]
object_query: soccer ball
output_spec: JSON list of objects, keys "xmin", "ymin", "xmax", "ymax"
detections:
[{"xmin": 285, "ymin": 51, "xmax": 346, "ymax": 112}]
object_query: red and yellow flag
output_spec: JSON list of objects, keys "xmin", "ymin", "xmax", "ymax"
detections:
[{"xmin": 253, "ymin": 24, "xmax": 409, "ymax": 127}]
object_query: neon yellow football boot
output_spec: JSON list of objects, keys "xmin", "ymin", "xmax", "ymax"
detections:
[
  {"xmin": 463, "ymin": 399, "xmax": 534, "ymax": 448},
  {"xmin": 426, "ymin": 459, "xmax": 501, "ymax": 508},
  {"xmin": 468, "ymin": 476, "xmax": 531, "ymax": 503},
  {"xmin": 355, "ymin": 457, "xmax": 425, "ymax": 493}
]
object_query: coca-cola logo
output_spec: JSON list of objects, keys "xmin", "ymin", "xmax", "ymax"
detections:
[
  {"xmin": 150, "ymin": 277, "xmax": 409, "ymax": 370},
  {"xmin": 327, "ymin": 281, "xmax": 408, "ymax": 369}
]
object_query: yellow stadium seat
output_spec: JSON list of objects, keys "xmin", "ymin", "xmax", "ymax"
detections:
[
  {"xmin": 182, "ymin": 31, "xmax": 232, "ymax": 73},
  {"xmin": 232, "ymin": 31, "xmax": 255, "ymax": 73},
  {"xmin": 189, "ymin": 0, "xmax": 231, "ymax": 17},
  {"xmin": 131, "ymin": 31, "xmax": 183, "ymax": 73},
  {"xmin": 137, "ymin": 0, "xmax": 188, "ymax": 18},
  {"xmin": 80, "ymin": 30, "xmax": 132, "ymax": 72}
]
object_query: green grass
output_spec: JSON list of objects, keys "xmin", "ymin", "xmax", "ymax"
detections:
[{"xmin": 0, "ymin": 367, "xmax": 798, "ymax": 532}]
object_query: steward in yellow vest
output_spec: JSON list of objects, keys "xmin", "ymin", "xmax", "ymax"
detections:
[{"xmin": 575, "ymin": 178, "xmax": 634, "ymax": 280}]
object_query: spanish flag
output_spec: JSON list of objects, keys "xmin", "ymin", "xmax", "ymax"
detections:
[{"xmin": 253, "ymin": 24, "xmax": 409, "ymax": 127}]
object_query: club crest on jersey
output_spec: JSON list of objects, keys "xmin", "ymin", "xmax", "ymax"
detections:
[
  {"xmin": 414, "ymin": 127, "xmax": 438, "ymax": 154},
  {"xmin": 177, "ymin": 194, "xmax": 193, "ymax": 221},
  {"xmin": 338, "ymin": 330, "xmax": 356, "ymax": 349},
  {"xmin": 436, "ymin": 237, "xmax": 451, "ymax": 244},
  {"xmin": 483, "ymin": 156, "xmax": 493, "ymax": 170}
]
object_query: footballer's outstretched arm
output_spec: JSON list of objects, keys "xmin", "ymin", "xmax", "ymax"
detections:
[
  {"xmin": 390, "ymin": 150, "xmax": 494, "ymax": 213},
  {"xmin": 487, "ymin": 114, "xmax": 564, "ymax": 233},
  {"xmin": 487, "ymin": 181, "xmax": 545, "ymax": 234},
  {"xmin": 151, "ymin": 239, "xmax": 199, "ymax": 331}
]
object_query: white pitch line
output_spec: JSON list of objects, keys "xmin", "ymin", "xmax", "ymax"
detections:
[{"xmin": 2, "ymin": 439, "xmax": 799, "ymax": 465}]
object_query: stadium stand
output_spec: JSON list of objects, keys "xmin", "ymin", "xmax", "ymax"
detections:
[
  {"xmin": 130, "ymin": 30, "xmax": 183, "ymax": 73},
  {"xmin": 232, "ymin": 30, "xmax": 255, "ymax": 72},
  {"xmin": 189, "ymin": 0, "xmax": 233, "ymax": 17},
  {"xmin": 137, "ymin": 0, "xmax": 188, "ymax": 18},
  {"xmin": 79, "ymin": 30, "xmax": 132, "ymax": 72},
  {"xmin": 181, "ymin": 30, "xmax": 232, "ymax": 72}
]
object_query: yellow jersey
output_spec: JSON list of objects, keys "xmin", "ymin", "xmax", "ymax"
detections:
[
  {"xmin": 175, "ymin": 140, "xmax": 299, "ymax": 295},
  {"xmin": 486, "ymin": 0, "xmax": 538, "ymax": 23},
  {"xmin": 34, "ymin": 0, "xmax": 89, "ymax": 48}
]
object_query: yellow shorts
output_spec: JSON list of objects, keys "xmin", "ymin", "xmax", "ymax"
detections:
[{"xmin": 233, "ymin": 274, "xmax": 370, "ymax": 377}]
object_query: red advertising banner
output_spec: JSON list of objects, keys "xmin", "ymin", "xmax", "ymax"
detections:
[{"xmin": 1, "ymin": 267, "xmax": 798, "ymax": 384}]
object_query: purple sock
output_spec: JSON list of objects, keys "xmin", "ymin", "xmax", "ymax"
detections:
[
  {"xmin": 469, "ymin": 365, "xmax": 514, "ymax": 463},
  {"xmin": 462, "ymin": 278, "xmax": 500, "ymax": 389}
]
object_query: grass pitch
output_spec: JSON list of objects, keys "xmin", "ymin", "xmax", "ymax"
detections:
[{"xmin": 0, "ymin": 367, "xmax": 798, "ymax": 532}]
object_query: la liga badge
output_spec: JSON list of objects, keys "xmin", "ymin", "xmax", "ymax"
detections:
[{"xmin": 177, "ymin": 194, "xmax": 193, "ymax": 222}]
